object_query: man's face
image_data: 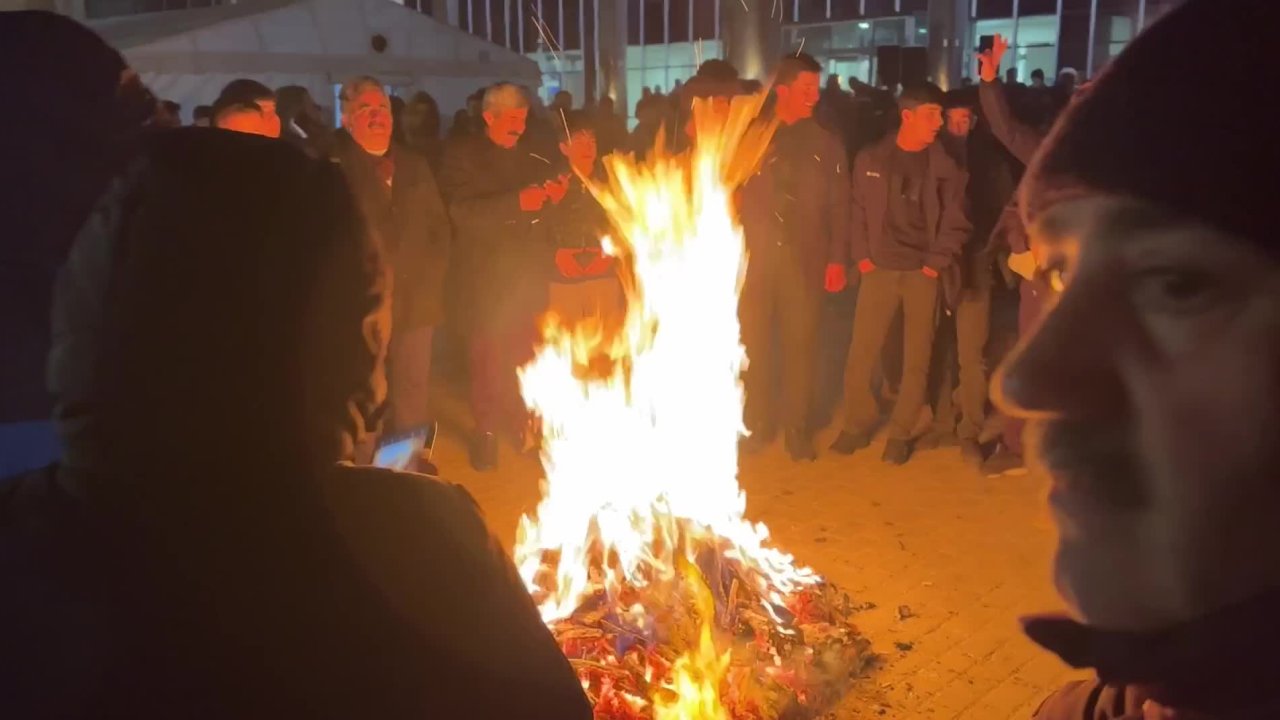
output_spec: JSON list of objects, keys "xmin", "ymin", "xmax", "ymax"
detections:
[
  {"xmin": 901, "ymin": 103, "xmax": 943, "ymax": 145},
  {"xmin": 483, "ymin": 106, "xmax": 528, "ymax": 149},
  {"xmin": 343, "ymin": 88, "xmax": 392, "ymax": 155},
  {"xmin": 994, "ymin": 196, "xmax": 1280, "ymax": 632},
  {"xmin": 559, "ymin": 129, "xmax": 597, "ymax": 173},
  {"xmin": 777, "ymin": 71, "xmax": 821, "ymax": 121},
  {"xmin": 254, "ymin": 98, "xmax": 282, "ymax": 138},
  {"xmin": 945, "ymin": 107, "xmax": 974, "ymax": 138}
]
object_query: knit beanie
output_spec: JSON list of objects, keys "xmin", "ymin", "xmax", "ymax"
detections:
[{"xmin": 1020, "ymin": 0, "xmax": 1280, "ymax": 257}]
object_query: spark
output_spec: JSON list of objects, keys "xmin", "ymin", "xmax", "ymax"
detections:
[
  {"xmin": 738, "ymin": 0, "xmax": 748, "ymax": 12},
  {"xmin": 559, "ymin": 107, "xmax": 572, "ymax": 141},
  {"xmin": 528, "ymin": 3, "xmax": 561, "ymax": 65},
  {"xmin": 771, "ymin": 0, "xmax": 778, "ymax": 19},
  {"xmin": 529, "ymin": 152, "xmax": 552, "ymax": 164},
  {"xmin": 796, "ymin": 37, "xmax": 806, "ymax": 56}
]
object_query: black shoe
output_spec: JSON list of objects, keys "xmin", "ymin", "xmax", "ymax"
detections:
[
  {"xmin": 785, "ymin": 429, "xmax": 817, "ymax": 462},
  {"xmin": 829, "ymin": 431, "xmax": 871, "ymax": 456},
  {"xmin": 959, "ymin": 439, "xmax": 984, "ymax": 469},
  {"xmin": 470, "ymin": 432, "xmax": 498, "ymax": 472},
  {"xmin": 982, "ymin": 445, "xmax": 1025, "ymax": 477},
  {"xmin": 881, "ymin": 438, "xmax": 911, "ymax": 465}
]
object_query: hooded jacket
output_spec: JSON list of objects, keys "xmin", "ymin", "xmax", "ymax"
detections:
[{"xmin": 0, "ymin": 130, "xmax": 591, "ymax": 720}]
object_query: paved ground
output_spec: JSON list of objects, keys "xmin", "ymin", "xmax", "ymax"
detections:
[{"xmin": 428, "ymin": 395, "xmax": 1083, "ymax": 720}]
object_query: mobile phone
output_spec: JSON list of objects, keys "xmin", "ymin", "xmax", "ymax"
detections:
[
  {"xmin": 978, "ymin": 35, "xmax": 995, "ymax": 55},
  {"xmin": 373, "ymin": 423, "xmax": 438, "ymax": 472}
]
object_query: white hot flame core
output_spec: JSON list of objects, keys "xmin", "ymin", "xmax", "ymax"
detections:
[{"xmin": 514, "ymin": 94, "xmax": 820, "ymax": 634}]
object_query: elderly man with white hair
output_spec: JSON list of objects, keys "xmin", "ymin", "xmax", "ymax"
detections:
[
  {"xmin": 440, "ymin": 82, "xmax": 567, "ymax": 472},
  {"xmin": 331, "ymin": 76, "xmax": 452, "ymax": 472}
]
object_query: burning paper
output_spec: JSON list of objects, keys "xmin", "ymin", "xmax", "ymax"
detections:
[{"xmin": 516, "ymin": 92, "xmax": 869, "ymax": 719}]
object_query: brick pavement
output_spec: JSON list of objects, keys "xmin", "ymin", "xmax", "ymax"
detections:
[{"xmin": 427, "ymin": 387, "xmax": 1084, "ymax": 719}]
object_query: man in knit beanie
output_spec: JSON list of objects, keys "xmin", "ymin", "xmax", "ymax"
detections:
[{"xmin": 993, "ymin": 0, "xmax": 1280, "ymax": 716}]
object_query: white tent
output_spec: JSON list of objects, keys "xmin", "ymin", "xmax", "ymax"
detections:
[{"xmin": 88, "ymin": 0, "xmax": 540, "ymax": 123}]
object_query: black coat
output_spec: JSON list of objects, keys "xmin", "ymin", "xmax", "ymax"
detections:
[
  {"xmin": 332, "ymin": 131, "xmax": 451, "ymax": 331},
  {"xmin": 739, "ymin": 117, "xmax": 852, "ymax": 284},
  {"xmin": 0, "ymin": 130, "xmax": 591, "ymax": 720},
  {"xmin": 438, "ymin": 132, "xmax": 557, "ymax": 329}
]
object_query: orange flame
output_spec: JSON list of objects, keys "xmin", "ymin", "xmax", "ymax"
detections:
[{"xmin": 516, "ymin": 92, "xmax": 821, "ymax": 714}]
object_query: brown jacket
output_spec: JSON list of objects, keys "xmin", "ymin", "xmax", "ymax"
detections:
[{"xmin": 848, "ymin": 134, "xmax": 972, "ymax": 272}]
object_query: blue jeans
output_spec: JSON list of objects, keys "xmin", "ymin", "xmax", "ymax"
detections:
[{"xmin": 0, "ymin": 421, "xmax": 59, "ymax": 478}]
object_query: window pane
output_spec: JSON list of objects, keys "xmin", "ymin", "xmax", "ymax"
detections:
[
  {"xmin": 692, "ymin": 0, "xmax": 717, "ymax": 40},
  {"xmin": 665, "ymin": 0, "xmax": 686, "ymax": 42},
  {"xmin": 627, "ymin": 0, "xmax": 643, "ymax": 44},
  {"xmin": 863, "ymin": 0, "xmax": 895, "ymax": 16},
  {"xmin": 563, "ymin": 0, "xmax": 582, "ymax": 50},
  {"xmin": 797, "ymin": 0, "xmax": 828, "ymax": 22},
  {"xmin": 974, "ymin": 0, "xmax": 1014, "ymax": 18},
  {"xmin": 1021, "ymin": 0, "xmax": 1058, "ymax": 14},
  {"xmin": 642, "ymin": 0, "xmax": 665, "ymax": 44}
]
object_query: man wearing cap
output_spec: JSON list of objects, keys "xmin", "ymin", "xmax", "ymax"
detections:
[
  {"xmin": 737, "ymin": 53, "xmax": 850, "ymax": 462},
  {"xmin": 992, "ymin": 0, "xmax": 1280, "ymax": 716},
  {"xmin": 831, "ymin": 83, "xmax": 971, "ymax": 466}
]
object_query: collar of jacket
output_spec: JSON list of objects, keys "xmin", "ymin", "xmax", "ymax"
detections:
[{"xmin": 1022, "ymin": 586, "xmax": 1280, "ymax": 717}]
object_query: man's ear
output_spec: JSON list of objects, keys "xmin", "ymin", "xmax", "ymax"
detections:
[{"xmin": 481, "ymin": 110, "xmax": 494, "ymax": 128}]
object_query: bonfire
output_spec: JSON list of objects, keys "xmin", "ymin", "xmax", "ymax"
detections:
[{"xmin": 516, "ymin": 92, "xmax": 871, "ymax": 719}]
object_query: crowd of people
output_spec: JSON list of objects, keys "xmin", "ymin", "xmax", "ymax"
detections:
[{"xmin": 3, "ymin": 0, "xmax": 1280, "ymax": 717}]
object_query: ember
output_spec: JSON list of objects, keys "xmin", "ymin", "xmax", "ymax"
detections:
[{"xmin": 517, "ymin": 91, "xmax": 871, "ymax": 718}]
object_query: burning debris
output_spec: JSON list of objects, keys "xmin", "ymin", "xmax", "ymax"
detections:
[{"xmin": 516, "ymin": 92, "xmax": 872, "ymax": 718}]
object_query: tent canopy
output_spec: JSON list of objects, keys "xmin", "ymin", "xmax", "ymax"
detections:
[{"xmin": 89, "ymin": 0, "xmax": 540, "ymax": 121}]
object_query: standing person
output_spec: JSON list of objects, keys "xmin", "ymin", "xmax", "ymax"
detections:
[
  {"xmin": 331, "ymin": 77, "xmax": 450, "ymax": 471},
  {"xmin": 212, "ymin": 79, "xmax": 281, "ymax": 138},
  {"xmin": 737, "ymin": 53, "xmax": 850, "ymax": 461},
  {"xmin": 830, "ymin": 83, "xmax": 971, "ymax": 465},
  {"xmin": 976, "ymin": 32, "xmax": 1051, "ymax": 476},
  {"xmin": 592, "ymin": 95, "xmax": 628, "ymax": 158},
  {"xmin": 0, "ymin": 129, "xmax": 593, "ymax": 719},
  {"xmin": 192, "ymin": 104, "xmax": 213, "ymax": 127},
  {"xmin": 0, "ymin": 11, "xmax": 156, "ymax": 478},
  {"xmin": 155, "ymin": 100, "xmax": 182, "ymax": 127},
  {"xmin": 276, "ymin": 85, "xmax": 334, "ymax": 160},
  {"xmin": 919, "ymin": 93, "xmax": 997, "ymax": 468},
  {"xmin": 993, "ymin": 1, "xmax": 1280, "ymax": 716},
  {"xmin": 401, "ymin": 90, "xmax": 443, "ymax": 167},
  {"xmin": 440, "ymin": 83, "xmax": 562, "ymax": 472},
  {"xmin": 545, "ymin": 111, "xmax": 624, "ymax": 335}
]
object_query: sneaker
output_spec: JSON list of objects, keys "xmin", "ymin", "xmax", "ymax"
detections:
[
  {"xmin": 470, "ymin": 432, "xmax": 499, "ymax": 472},
  {"xmin": 829, "ymin": 431, "xmax": 871, "ymax": 456},
  {"xmin": 959, "ymin": 439, "xmax": 985, "ymax": 469},
  {"xmin": 785, "ymin": 428, "xmax": 817, "ymax": 462},
  {"xmin": 982, "ymin": 445, "xmax": 1025, "ymax": 477},
  {"xmin": 882, "ymin": 438, "xmax": 911, "ymax": 465}
]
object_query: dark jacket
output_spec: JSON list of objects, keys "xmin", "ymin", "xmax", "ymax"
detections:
[
  {"xmin": 0, "ymin": 130, "xmax": 592, "ymax": 720},
  {"xmin": 439, "ymin": 132, "xmax": 557, "ymax": 327},
  {"xmin": 545, "ymin": 174, "xmax": 615, "ymax": 283},
  {"xmin": 331, "ymin": 130, "xmax": 450, "ymax": 331},
  {"xmin": 1026, "ymin": 588, "xmax": 1280, "ymax": 720},
  {"xmin": 848, "ymin": 134, "xmax": 972, "ymax": 272},
  {"xmin": 739, "ymin": 117, "xmax": 851, "ymax": 282}
]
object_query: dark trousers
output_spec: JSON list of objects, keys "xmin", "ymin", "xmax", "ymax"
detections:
[
  {"xmin": 929, "ymin": 285, "xmax": 991, "ymax": 440},
  {"xmin": 740, "ymin": 245, "xmax": 822, "ymax": 436},
  {"xmin": 841, "ymin": 269, "xmax": 939, "ymax": 440},
  {"xmin": 469, "ymin": 317, "xmax": 538, "ymax": 435},
  {"xmin": 1002, "ymin": 277, "xmax": 1050, "ymax": 454},
  {"xmin": 387, "ymin": 325, "xmax": 435, "ymax": 434}
]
